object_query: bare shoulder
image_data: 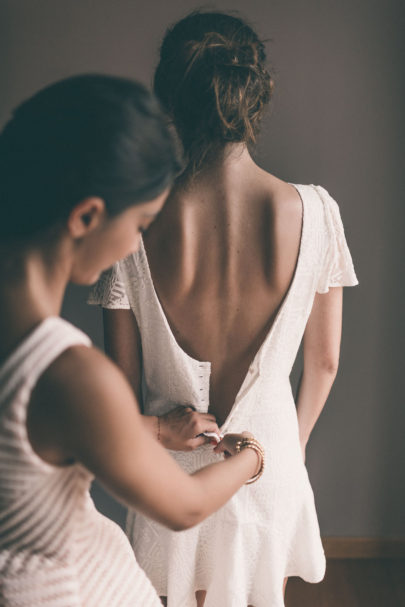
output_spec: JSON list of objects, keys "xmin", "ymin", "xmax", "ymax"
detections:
[
  {"xmin": 28, "ymin": 345, "xmax": 138, "ymax": 465},
  {"xmin": 256, "ymin": 171, "xmax": 303, "ymax": 282},
  {"xmin": 35, "ymin": 344, "xmax": 128, "ymax": 401},
  {"xmin": 32, "ymin": 344, "xmax": 138, "ymax": 425},
  {"xmin": 258, "ymin": 170, "xmax": 303, "ymax": 216}
]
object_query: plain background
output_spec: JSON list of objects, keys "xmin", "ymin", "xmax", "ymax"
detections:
[{"xmin": 1, "ymin": 0, "xmax": 404, "ymax": 538}]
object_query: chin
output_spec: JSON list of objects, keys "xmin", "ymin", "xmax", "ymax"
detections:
[
  {"xmin": 70, "ymin": 270, "xmax": 102, "ymax": 286},
  {"xmin": 87, "ymin": 271, "xmax": 103, "ymax": 285}
]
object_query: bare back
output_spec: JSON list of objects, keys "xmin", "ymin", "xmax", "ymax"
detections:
[{"xmin": 143, "ymin": 153, "xmax": 303, "ymax": 425}]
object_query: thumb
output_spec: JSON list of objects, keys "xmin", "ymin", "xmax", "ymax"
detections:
[{"xmin": 213, "ymin": 438, "xmax": 228, "ymax": 454}]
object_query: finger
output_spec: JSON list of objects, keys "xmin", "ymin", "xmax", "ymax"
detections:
[
  {"xmin": 198, "ymin": 420, "xmax": 221, "ymax": 435},
  {"xmin": 201, "ymin": 414, "xmax": 217, "ymax": 422},
  {"xmin": 184, "ymin": 404, "xmax": 197, "ymax": 411},
  {"xmin": 213, "ymin": 434, "xmax": 236, "ymax": 453},
  {"xmin": 213, "ymin": 444, "xmax": 231, "ymax": 457},
  {"xmin": 213, "ymin": 440, "xmax": 226, "ymax": 454},
  {"xmin": 181, "ymin": 407, "xmax": 194, "ymax": 415},
  {"xmin": 187, "ymin": 436, "xmax": 206, "ymax": 450},
  {"xmin": 201, "ymin": 431, "xmax": 221, "ymax": 440}
]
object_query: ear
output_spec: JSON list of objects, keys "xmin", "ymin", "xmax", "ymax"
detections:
[{"xmin": 67, "ymin": 197, "xmax": 106, "ymax": 238}]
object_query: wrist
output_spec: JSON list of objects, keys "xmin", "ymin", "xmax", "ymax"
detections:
[
  {"xmin": 235, "ymin": 437, "xmax": 265, "ymax": 484},
  {"xmin": 243, "ymin": 446, "xmax": 261, "ymax": 476},
  {"xmin": 156, "ymin": 415, "xmax": 170, "ymax": 447}
]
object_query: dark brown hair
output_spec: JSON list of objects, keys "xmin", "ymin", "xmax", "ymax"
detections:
[
  {"xmin": 0, "ymin": 74, "xmax": 180, "ymax": 239},
  {"xmin": 154, "ymin": 11, "xmax": 273, "ymax": 172}
]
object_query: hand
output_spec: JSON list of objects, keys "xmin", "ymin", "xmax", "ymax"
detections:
[
  {"xmin": 159, "ymin": 405, "xmax": 220, "ymax": 451},
  {"xmin": 214, "ymin": 432, "xmax": 254, "ymax": 457},
  {"xmin": 214, "ymin": 432, "xmax": 262, "ymax": 476},
  {"xmin": 213, "ymin": 432, "xmax": 254, "ymax": 458}
]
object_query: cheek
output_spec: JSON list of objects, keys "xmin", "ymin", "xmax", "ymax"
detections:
[
  {"xmin": 101, "ymin": 226, "xmax": 142, "ymax": 266},
  {"xmin": 116, "ymin": 231, "xmax": 142, "ymax": 257},
  {"xmin": 70, "ymin": 258, "xmax": 102, "ymax": 285},
  {"xmin": 71, "ymin": 225, "xmax": 143, "ymax": 285}
]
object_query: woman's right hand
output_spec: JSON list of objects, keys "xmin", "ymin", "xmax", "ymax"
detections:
[
  {"xmin": 213, "ymin": 432, "xmax": 262, "ymax": 477},
  {"xmin": 212, "ymin": 432, "xmax": 253, "ymax": 457}
]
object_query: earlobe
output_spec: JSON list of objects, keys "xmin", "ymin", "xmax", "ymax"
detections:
[{"xmin": 68, "ymin": 197, "xmax": 106, "ymax": 238}]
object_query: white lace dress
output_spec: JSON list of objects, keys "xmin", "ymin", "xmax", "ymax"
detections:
[{"xmin": 89, "ymin": 184, "xmax": 358, "ymax": 607}]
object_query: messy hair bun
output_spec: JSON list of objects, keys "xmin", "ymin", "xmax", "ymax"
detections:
[{"xmin": 154, "ymin": 11, "xmax": 273, "ymax": 171}]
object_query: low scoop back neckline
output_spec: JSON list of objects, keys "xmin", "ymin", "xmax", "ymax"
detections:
[{"xmin": 136, "ymin": 182, "xmax": 306, "ymax": 373}]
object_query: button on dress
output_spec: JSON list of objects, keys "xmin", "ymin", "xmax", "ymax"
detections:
[{"xmin": 89, "ymin": 184, "xmax": 359, "ymax": 607}]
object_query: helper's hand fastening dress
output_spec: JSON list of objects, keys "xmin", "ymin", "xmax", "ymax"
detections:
[{"xmin": 89, "ymin": 184, "xmax": 359, "ymax": 607}]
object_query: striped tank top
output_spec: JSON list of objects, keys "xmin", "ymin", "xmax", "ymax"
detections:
[{"xmin": 0, "ymin": 316, "xmax": 162, "ymax": 606}]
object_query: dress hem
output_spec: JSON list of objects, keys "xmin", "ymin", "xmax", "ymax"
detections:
[{"xmin": 152, "ymin": 565, "xmax": 326, "ymax": 598}]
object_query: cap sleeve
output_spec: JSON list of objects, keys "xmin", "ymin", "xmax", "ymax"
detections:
[
  {"xmin": 87, "ymin": 262, "xmax": 130, "ymax": 309},
  {"xmin": 315, "ymin": 185, "xmax": 359, "ymax": 294}
]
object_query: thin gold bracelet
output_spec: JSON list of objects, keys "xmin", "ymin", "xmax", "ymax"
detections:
[{"xmin": 235, "ymin": 437, "xmax": 265, "ymax": 484}]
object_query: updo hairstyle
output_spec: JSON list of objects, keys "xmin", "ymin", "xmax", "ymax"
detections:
[
  {"xmin": 0, "ymin": 74, "xmax": 180, "ymax": 240},
  {"xmin": 154, "ymin": 11, "xmax": 273, "ymax": 171}
]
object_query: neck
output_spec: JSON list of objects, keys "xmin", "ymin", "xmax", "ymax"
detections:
[
  {"xmin": 146, "ymin": 144, "xmax": 269, "ymax": 292},
  {"xmin": 0, "ymin": 240, "xmax": 72, "ymax": 357},
  {"xmin": 178, "ymin": 144, "xmax": 259, "ymax": 192}
]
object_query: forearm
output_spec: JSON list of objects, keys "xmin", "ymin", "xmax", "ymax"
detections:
[
  {"xmin": 188, "ymin": 448, "xmax": 259, "ymax": 524},
  {"xmin": 295, "ymin": 364, "xmax": 338, "ymax": 444},
  {"xmin": 142, "ymin": 414, "xmax": 158, "ymax": 439},
  {"xmin": 49, "ymin": 345, "xmax": 261, "ymax": 534},
  {"xmin": 105, "ymin": 428, "xmax": 261, "ymax": 532},
  {"xmin": 297, "ymin": 288, "xmax": 342, "ymax": 445},
  {"xmin": 102, "ymin": 308, "xmax": 143, "ymax": 404}
]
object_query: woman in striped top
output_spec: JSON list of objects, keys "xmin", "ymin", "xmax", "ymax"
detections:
[{"xmin": 0, "ymin": 75, "xmax": 264, "ymax": 606}]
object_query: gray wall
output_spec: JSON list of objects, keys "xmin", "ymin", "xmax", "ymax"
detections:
[{"xmin": 1, "ymin": 0, "xmax": 404, "ymax": 538}]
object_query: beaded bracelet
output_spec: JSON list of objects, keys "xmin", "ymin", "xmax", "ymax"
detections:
[{"xmin": 235, "ymin": 437, "xmax": 265, "ymax": 484}]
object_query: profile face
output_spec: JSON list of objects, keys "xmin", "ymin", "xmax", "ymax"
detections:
[{"xmin": 70, "ymin": 188, "xmax": 169, "ymax": 285}]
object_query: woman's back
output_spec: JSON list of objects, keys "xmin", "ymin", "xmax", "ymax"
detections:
[{"xmin": 144, "ymin": 150, "xmax": 303, "ymax": 425}]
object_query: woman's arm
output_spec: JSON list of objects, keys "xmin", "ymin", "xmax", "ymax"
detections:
[
  {"xmin": 27, "ymin": 346, "xmax": 259, "ymax": 531},
  {"xmin": 103, "ymin": 308, "xmax": 220, "ymax": 449},
  {"xmin": 103, "ymin": 308, "xmax": 143, "ymax": 403},
  {"xmin": 296, "ymin": 287, "xmax": 343, "ymax": 460}
]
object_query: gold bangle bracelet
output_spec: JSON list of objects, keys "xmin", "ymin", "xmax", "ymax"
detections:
[{"xmin": 235, "ymin": 437, "xmax": 265, "ymax": 484}]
